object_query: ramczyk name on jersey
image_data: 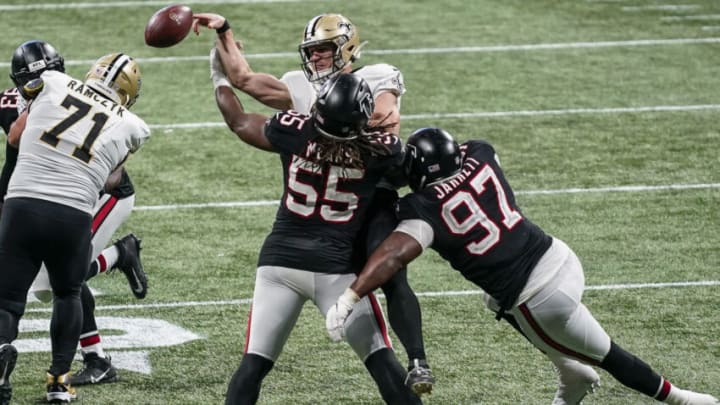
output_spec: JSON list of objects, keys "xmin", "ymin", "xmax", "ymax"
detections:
[
  {"xmin": 66, "ymin": 80, "xmax": 125, "ymax": 116},
  {"xmin": 431, "ymin": 157, "xmax": 481, "ymax": 199}
]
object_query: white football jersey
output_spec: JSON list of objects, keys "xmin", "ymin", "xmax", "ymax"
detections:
[
  {"xmin": 280, "ymin": 63, "xmax": 406, "ymax": 115},
  {"xmin": 6, "ymin": 70, "xmax": 150, "ymax": 214}
]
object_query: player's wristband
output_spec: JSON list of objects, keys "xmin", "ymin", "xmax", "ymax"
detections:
[
  {"xmin": 340, "ymin": 288, "xmax": 361, "ymax": 305},
  {"xmin": 216, "ymin": 20, "xmax": 231, "ymax": 34},
  {"xmin": 212, "ymin": 74, "xmax": 231, "ymax": 90}
]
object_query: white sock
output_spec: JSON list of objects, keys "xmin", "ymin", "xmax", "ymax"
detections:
[
  {"xmin": 102, "ymin": 245, "xmax": 120, "ymax": 271},
  {"xmin": 665, "ymin": 385, "xmax": 720, "ymax": 405}
]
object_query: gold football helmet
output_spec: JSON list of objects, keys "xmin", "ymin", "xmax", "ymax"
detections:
[
  {"xmin": 299, "ymin": 14, "xmax": 367, "ymax": 85},
  {"xmin": 85, "ymin": 53, "xmax": 141, "ymax": 108}
]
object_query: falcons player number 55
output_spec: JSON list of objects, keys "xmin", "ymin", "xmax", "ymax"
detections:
[{"xmin": 286, "ymin": 155, "xmax": 363, "ymax": 223}]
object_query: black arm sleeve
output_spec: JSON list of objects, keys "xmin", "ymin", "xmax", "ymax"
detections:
[{"xmin": 0, "ymin": 142, "xmax": 18, "ymax": 201}]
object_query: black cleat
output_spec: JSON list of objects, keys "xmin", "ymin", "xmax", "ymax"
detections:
[
  {"xmin": 69, "ymin": 352, "xmax": 118, "ymax": 386},
  {"xmin": 405, "ymin": 358, "xmax": 435, "ymax": 395},
  {"xmin": 0, "ymin": 344, "xmax": 17, "ymax": 405},
  {"xmin": 113, "ymin": 233, "xmax": 148, "ymax": 299}
]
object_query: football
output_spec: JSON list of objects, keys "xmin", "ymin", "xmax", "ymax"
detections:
[{"xmin": 144, "ymin": 4, "xmax": 193, "ymax": 48}]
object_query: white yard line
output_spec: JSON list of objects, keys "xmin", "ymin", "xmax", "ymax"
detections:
[
  {"xmin": 147, "ymin": 104, "xmax": 720, "ymax": 132},
  {"xmin": 133, "ymin": 183, "xmax": 720, "ymax": 212},
  {"xmin": 1, "ymin": 37, "xmax": 719, "ymax": 68},
  {"xmin": 662, "ymin": 14, "xmax": 720, "ymax": 21},
  {"xmin": 25, "ymin": 280, "xmax": 720, "ymax": 313},
  {"xmin": 0, "ymin": 0, "xmax": 305, "ymax": 11},
  {"xmin": 622, "ymin": 5, "xmax": 700, "ymax": 11}
]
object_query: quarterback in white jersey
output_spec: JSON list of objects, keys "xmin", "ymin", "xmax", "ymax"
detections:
[
  {"xmin": 0, "ymin": 52, "xmax": 148, "ymax": 404},
  {"xmin": 193, "ymin": 11, "xmax": 435, "ymax": 396},
  {"xmin": 279, "ymin": 63, "xmax": 404, "ymax": 117}
]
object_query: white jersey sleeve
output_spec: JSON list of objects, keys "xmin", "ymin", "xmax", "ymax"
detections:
[
  {"xmin": 281, "ymin": 63, "xmax": 407, "ymax": 115},
  {"xmin": 280, "ymin": 70, "xmax": 316, "ymax": 115},
  {"xmin": 394, "ymin": 219, "xmax": 434, "ymax": 250},
  {"xmin": 6, "ymin": 70, "xmax": 150, "ymax": 214},
  {"xmin": 353, "ymin": 63, "xmax": 406, "ymax": 107}
]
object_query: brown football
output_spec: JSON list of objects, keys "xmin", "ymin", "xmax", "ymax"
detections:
[{"xmin": 144, "ymin": 4, "xmax": 193, "ymax": 48}]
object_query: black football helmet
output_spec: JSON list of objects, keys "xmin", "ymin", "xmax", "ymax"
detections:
[
  {"xmin": 312, "ymin": 73, "xmax": 374, "ymax": 140},
  {"xmin": 9, "ymin": 40, "xmax": 65, "ymax": 88},
  {"xmin": 405, "ymin": 127, "xmax": 462, "ymax": 191}
]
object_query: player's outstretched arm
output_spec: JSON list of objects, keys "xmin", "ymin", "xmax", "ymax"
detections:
[
  {"xmin": 194, "ymin": 12, "xmax": 292, "ymax": 110},
  {"xmin": 352, "ymin": 231, "xmax": 423, "ymax": 297},
  {"xmin": 214, "ymin": 39, "xmax": 293, "ymax": 111},
  {"xmin": 214, "ymin": 86, "xmax": 274, "ymax": 152},
  {"xmin": 326, "ymin": 231, "xmax": 423, "ymax": 342}
]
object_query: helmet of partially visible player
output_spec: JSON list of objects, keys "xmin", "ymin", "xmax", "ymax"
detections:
[
  {"xmin": 85, "ymin": 53, "xmax": 142, "ymax": 108},
  {"xmin": 9, "ymin": 40, "xmax": 65, "ymax": 88},
  {"xmin": 405, "ymin": 128, "xmax": 463, "ymax": 191},
  {"xmin": 312, "ymin": 73, "xmax": 374, "ymax": 140},
  {"xmin": 299, "ymin": 13, "xmax": 367, "ymax": 85}
]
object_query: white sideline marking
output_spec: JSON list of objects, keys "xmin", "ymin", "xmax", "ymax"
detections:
[
  {"xmin": 0, "ymin": 0, "xmax": 305, "ymax": 11},
  {"xmin": 135, "ymin": 199, "xmax": 280, "ymax": 211},
  {"xmin": 662, "ymin": 14, "xmax": 720, "ymax": 21},
  {"xmin": 516, "ymin": 182, "xmax": 720, "ymax": 196},
  {"xmin": 622, "ymin": 5, "xmax": 700, "ymax": 11},
  {"xmin": 401, "ymin": 104, "xmax": 720, "ymax": 120},
  {"xmin": 147, "ymin": 104, "xmax": 720, "ymax": 132},
  {"xmin": 132, "ymin": 183, "xmax": 720, "ymax": 212},
  {"xmin": 24, "ymin": 280, "xmax": 720, "ymax": 313},
  {"xmin": 2, "ymin": 37, "xmax": 720, "ymax": 68}
]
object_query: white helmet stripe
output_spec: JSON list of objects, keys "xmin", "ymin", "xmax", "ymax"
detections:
[
  {"xmin": 103, "ymin": 53, "xmax": 130, "ymax": 86},
  {"xmin": 304, "ymin": 15, "xmax": 323, "ymax": 38}
]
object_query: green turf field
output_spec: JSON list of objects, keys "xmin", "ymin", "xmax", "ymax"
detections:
[{"xmin": 1, "ymin": 0, "xmax": 719, "ymax": 404}]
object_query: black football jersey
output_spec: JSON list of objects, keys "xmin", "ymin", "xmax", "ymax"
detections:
[
  {"xmin": 397, "ymin": 140, "xmax": 552, "ymax": 310},
  {"xmin": 0, "ymin": 87, "xmax": 22, "ymax": 202},
  {"xmin": 0, "ymin": 87, "xmax": 21, "ymax": 135},
  {"xmin": 258, "ymin": 110, "xmax": 403, "ymax": 274}
]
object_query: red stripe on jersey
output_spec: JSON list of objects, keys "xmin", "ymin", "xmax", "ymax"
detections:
[
  {"xmin": 655, "ymin": 378, "xmax": 672, "ymax": 400},
  {"xmin": 243, "ymin": 305, "xmax": 253, "ymax": 354},
  {"xmin": 92, "ymin": 195, "xmax": 119, "ymax": 235},
  {"xmin": 79, "ymin": 333, "xmax": 101, "ymax": 348},
  {"xmin": 368, "ymin": 292, "xmax": 392, "ymax": 348},
  {"xmin": 518, "ymin": 303, "xmax": 600, "ymax": 366}
]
